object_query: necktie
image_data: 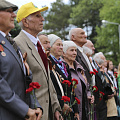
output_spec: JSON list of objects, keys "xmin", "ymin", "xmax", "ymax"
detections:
[{"xmin": 37, "ymin": 41, "xmax": 48, "ymax": 73}]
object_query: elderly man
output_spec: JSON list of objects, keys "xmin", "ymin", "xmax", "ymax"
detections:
[
  {"xmin": 0, "ymin": 0, "xmax": 42, "ymax": 120},
  {"xmin": 14, "ymin": 2, "xmax": 62, "ymax": 120},
  {"xmin": 93, "ymin": 52, "xmax": 118, "ymax": 120},
  {"xmin": 84, "ymin": 40, "xmax": 95, "ymax": 55},
  {"xmin": 38, "ymin": 33, "xmax": 51, "ymax": 52}
]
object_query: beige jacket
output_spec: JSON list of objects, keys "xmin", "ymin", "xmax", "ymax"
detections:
[
  {"xmin": 105, "ymin": 76, "xmax": 118, "ymax": 117},
  {"xmin": 14, "ymin": 31, "xmax": 61, "ymax": 120}
]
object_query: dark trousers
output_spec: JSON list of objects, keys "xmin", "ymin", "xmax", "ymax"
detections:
[
  {"xmin": 96, "ymin": 107, "xmax": 107, "ymax": 120},
  {"xmin": 107, "ymin": 116, "xmax": 117, "ymax": 120}
]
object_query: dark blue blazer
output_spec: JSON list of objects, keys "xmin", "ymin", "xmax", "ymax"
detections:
[{"xmin": 0, "ymin": 33, "xmax": 41, "ymax": 120}]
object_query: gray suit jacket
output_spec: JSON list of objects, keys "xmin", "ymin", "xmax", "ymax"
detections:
[
  {"xmin": 76, "ymin": 49, "xmax": 92, "ymax": 84},
  {"xmin": 0, "ymin": 33, "xmax": 32, "ymax": 120},
  {"xmin": 14, "ymin": 31, "xmax": 61, "ymax": 120}
]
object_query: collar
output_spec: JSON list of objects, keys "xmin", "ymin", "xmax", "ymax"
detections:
[
  {"xmin": 0, "ymin": 31, "xmax": 11, "ymax": 37},
  {"xmin": 22, "ymin": 30, "xmax": 45, "ymax": 52},
  {"xmin": 77, "ymin": 45, "xmax": 83, "ymax": 53}
]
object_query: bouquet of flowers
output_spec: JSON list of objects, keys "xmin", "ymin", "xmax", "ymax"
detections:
[{"xmin": 61, "ymin": 78, "xmax": 80, "ymax": 120}]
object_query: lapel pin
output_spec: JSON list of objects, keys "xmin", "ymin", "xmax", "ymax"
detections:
[
  {"xmin": 1, "ymin": 40, "xmax": 5, "ymax": 44},
  {"xmin": 0, "ymin": 44, "xmax": 6, "ymax": 56}
]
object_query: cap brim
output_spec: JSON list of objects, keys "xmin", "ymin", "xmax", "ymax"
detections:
[{"xmin": 39, "ymin": 6, "xmax": 48, "ymax": 12}]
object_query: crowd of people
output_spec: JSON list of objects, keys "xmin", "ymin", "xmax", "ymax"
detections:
[{"xmin": 0, "ymin": 0, "xmax": 120, "ymax": 120}]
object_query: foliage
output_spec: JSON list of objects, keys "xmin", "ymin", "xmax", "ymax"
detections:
[
  {"xmin": 43, "ymin": 0, "xmax": 72, "ymax": 40},
  {"xmin": 95, "ymin": 0, "xmax": 120, "ymax": 65},
  {"xmin": 10, "ymin": 20, "xmax": 21, "ymax": 38},
  {"xmin": 70, "ymin": 0, "xmax": 103, "ymax": 42}
]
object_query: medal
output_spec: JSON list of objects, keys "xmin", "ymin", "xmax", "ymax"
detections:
[
  {"xmin": 1, "ymin": 52, "xmax": 6, "ymax": 56},
  {"xmin": 1, "ymin": 40, "xmax": 5, "ymax": 44},
  {"xmin": 0, "ymin": 44, "xmax": 6, "ymax": 56}
]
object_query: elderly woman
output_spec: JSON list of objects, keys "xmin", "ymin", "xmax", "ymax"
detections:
[
  {"xmin": 48, "ymin": 34, "xmax": 79, "ymax": 120},
  {"xmin": 62, "ymin": 41, "xmax": 93, "ymax": 120}
]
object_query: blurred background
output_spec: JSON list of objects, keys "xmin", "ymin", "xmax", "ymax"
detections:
[{"xmin": 9, "ymin": 0, "xmax": 120, "ymax": 66}]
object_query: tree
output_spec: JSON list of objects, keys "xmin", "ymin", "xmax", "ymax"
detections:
[
  {"xmin": 70, "ymin": 0, "xmax": 103, "ymax": 43},
  {"xmin": 95, "ymin": 0, "xmax": 120, "ymax": 65},
  {"xmin": 10, "ymin": 20, "xmax": 21, "ymax": 38},
  {"xmin": 43, "ymin": 0, "xmax": 72, "ymax": 40}
]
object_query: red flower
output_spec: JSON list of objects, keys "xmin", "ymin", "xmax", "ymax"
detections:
[
  {"xmin": 89, "ymin": 71, "xmax": 96, "ymax": 75},
  {"xmin": 29, "ymin": 82, "xmax": 41, "ymax": 89},
  {"xmin": 75, "ymin": 97, "xmax": 80, "ymax": 104},
  {"xmin": 62, "ymin": 80, "xmax": 71, "ymax": 87},
  {"xmin": 61, "ymin": 96, "xmax": 70, "ymax": 102},
  {"xmin": 26, "ymin": 87, "xmax": 33, "ymax": 93},
  {"xmin": 71, "ymin": 78, "xmax": 78, "ymax": 86},
  {"xmin": 93, "ymin": 86, "xmax": 98, "ymax": 92},
  {"xmin": 114, "ymin": 87, "xmax": 117, "ymax": 90},
  {"xmin": 100, "ymin": 91, "xmax": 105, "ymax": 96},
  {"xmin": 93, "ymin": 69, "xmax": 98, "ymax": 73}
]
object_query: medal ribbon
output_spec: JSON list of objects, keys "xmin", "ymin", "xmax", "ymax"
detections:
[{"xmin": 0, "ymin": 45, "xmax": 4, "ymax": 52}]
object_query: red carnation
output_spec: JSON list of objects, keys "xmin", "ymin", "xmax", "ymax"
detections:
[
  {"xmin": 26, "ymin": 87, "xmax": 33, "ymax": 93},
  {"xmin": 75, "ymin": 97, "xmax": 80, "ymax": 104},
  {"xmin": 61, "ymin": 96, "xmax": 70, "ymax": 102},
  {"xmin": 29, "ymin": 82, "xmax": 41, "ymax": 89},
  {"xmin": 62, "ymin": 80, "xmax": 71, "ymax": 87},
  {"xmin": 71, "ymin": 78, "xmax": 78, "ymax": 86},
  {"xmin": 90, "ymin": 71, "xmax": 96, "ymax": 75},
  {"xmin": 93, "ymin": 69, "xmax": 98, "ymax": 73},
  {"xmin": 100, "ymin": 91, "xmax": 105, "ymax": 96},
  {"xmin": 93, "ymin": 86, "xmax": 98, "ymax": 92}
]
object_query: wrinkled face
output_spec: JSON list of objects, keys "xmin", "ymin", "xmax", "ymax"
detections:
[
  {"xmin": 0, "ymin": 8, "xmax": 16, "ymax": 33},
  {"xmin": 109, "ymin": 61, "xmax": 113, "ymax": 70},
  {"xmin": 50, "ymin": 39, "xmax": 63, "ymax": 59},
  {"xmin": 86, "ymin": 41, "xmax": 95, "ymax": 55},
  {"xmin": 26, "ymin": 11, "xmax": 44, "ymax": 33},
  {"xmin": 64, "ymin": 46, "xmax": 77, "ymax": 62},
  {"xmin": 39, "ymin": 35, "xmax": 51, "ymax": 51},
  {"xmin": 100, "ymin": 55, "xmax": 107, "ymax": 67},
  {"xmin": 72, "ymin": 28, "xmax": 87, "ymax": 47}
]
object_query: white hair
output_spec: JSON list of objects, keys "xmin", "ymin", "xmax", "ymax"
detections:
[
  {"xmin": 63, "ymin": 41, "xmax": 77, "ymax": 53},
  {"xmin": 93, "ymin": 52, "xmax": 104, "ymax": 65},
  {"xmin": 83, "ymin": 46, "xmax": 92, "ymax": 56},
  {"xmin": 69, "ymin": 28, "xmax": 76, "ymax": 40},
  {"xmin": 18, "ymin": 15, "xmax": 32, "ymax": 29}
]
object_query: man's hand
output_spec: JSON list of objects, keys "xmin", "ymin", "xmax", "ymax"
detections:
[
  {"xmin": 54, "ymin": 110, "xmax": 63, "ymax": 120},
  {"xmin": 108, "ymin": 94, "xmax": 114, "ymax": 99},
  {"xmin": 62, "ymin": 103, "xmax": 72, "ymax": 115},
  {"xmin": 25, "ymin": 108, "xmax": 36, "ymax": 120},
  {"xmin": 23, "ymin": 52, "xmax": 29, "ymax": 75},
  {"xmin": 74, "ymin": 113, "xmax": 79, "ymax": 120},
  {"xmin": 35, "ymin": 108, "xmax": 42, "ymax": 120},
  {"xmin": 88, "ymin": 95, "xmax": 94, "ymax": 104}
]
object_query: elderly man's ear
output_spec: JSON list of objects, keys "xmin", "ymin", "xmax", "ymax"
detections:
[{"xmin": 22, "ymin": 18, "xmax": 29, "ymax": 28}]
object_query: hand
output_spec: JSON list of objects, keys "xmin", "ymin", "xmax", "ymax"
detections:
[
  {"xmin": 35, "ymin": 108, "xmax": 42, "ymax": 120},
  {"xmin": 62, "ymin": 103, "xmax": 72, "ymax": 115},
  {"xmin": 74, "ymin": 113, "xmax": 79, "ymax": 120},
  {"xmin": 108, "ymin": 94, "xmax": 114, "ymax": 99},
  {"xmin": 25, "ymin": 108, "xmax": 36, "ymax": 120},
  {"xmin": 54, "ymin": 110, "xmax": 63, "ymax": 120},
  {"xmin": 88, "ymin": 95, "xmax": 94, "ymax": 104},
  {"xmin": 23, "ymin": 52, "xmax": 29, "ymax": 75}
]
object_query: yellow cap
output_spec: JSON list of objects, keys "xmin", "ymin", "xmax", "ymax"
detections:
[{"xmin": 16, "ymin": 2, "xmax": 48, "ymax": 23}]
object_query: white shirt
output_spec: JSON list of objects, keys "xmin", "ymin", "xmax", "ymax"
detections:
[{"xmin": 22, "ymin": 30, "xmax": 45, "ymax": 52}]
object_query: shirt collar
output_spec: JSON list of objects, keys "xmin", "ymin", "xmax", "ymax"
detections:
[
  {"xmin": 0, "ymin": 31, "xmax": 11, "ymax": 37},
  {"xmin": 77, "ymin": 45, "xmax": 83, "ymax": 53}
]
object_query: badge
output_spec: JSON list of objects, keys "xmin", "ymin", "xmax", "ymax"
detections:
[
  {"xmin": 1, "ymin": 52, "xmax": 6, "ymax": 56},
  {"xmin": 1, "ymin": 40, "xmax": 5, "ymax": 44}
]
